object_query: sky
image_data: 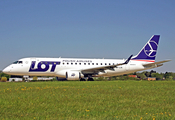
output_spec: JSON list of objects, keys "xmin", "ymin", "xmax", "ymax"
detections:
[{"xmin": 0, "ymin": 0, "xmax": 175, "ymax": 72}]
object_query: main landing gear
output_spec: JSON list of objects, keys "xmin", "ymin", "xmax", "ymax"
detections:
[
  {"xmin": 80, "ymin": 78, "xmax": 86, "ymax": 81},
  {"xmin": 79, "ymin": 77, "xmax": 94, "ymax": 81},
  {"xmin": 87, "ymin": 78, "xmax": 94, "ymax": 81}
]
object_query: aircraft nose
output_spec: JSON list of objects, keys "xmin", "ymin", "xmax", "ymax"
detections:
[{"xmin": 2, "ymin": 67, "xmax": 10, "ymax": 74}]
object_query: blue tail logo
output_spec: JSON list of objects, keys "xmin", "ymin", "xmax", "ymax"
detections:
[
  {"xmin": 144, "ymin": 40, "xmax": 158, "ymax": 57},
  {"xmin": 132, "ymin": 35, "xmax": 160, "ymax": 61}
]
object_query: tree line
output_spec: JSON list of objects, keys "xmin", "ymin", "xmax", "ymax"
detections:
[
  {"xmin": 0, "ymin": 70, "xmax": 175, "ymax": 81},
  {"xmin": 113, "ymin": 70, "xmax": 175, "ymax": 80}
]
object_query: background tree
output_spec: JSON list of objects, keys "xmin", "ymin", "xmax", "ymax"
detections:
[
  {"xmin": 145, "ymin": 71, "xmax": 151, "ymax": 77},
  {"xmin": 136, "ymin": 73, "xmax": 147, "ymax": 79},
  {"xmin": 151, "ymin": 73, "xmax": 163, "ymax": 80},
  {"xmin": 164, "ymin": 72, "xmax": 173, "ymax": 79},
  {"xmin": 0, "ymin": 72, "xmax": 10, "ymax": 80}
]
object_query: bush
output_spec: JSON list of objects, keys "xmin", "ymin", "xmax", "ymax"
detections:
[
  {"xmin": 1, "ymin": 77, "xmax": 7, "ymax": 82},
  {"xmin": 33, "ymin": 76, "xmax": 38, "ymax": 81}
]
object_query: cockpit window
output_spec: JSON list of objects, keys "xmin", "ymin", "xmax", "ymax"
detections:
[
  {"xmin": 13, "ymin": 61, "xmax": 23, "ymax": 64},
  {"xmin": 18, "ymin": 61, "xmax": 23, "ymax": 64},
  {"xmin": 13, "ymin": 61, "xmax": 18, "ymax": 64}
]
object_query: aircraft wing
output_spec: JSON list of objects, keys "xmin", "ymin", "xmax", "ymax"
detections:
[
  {"xmin": 143, "ymin": 60, "xmax": 171, "ymax": 68},
  {"xmin": 81, "ymin": 55, "xmax": 133, "ymax": 73}
]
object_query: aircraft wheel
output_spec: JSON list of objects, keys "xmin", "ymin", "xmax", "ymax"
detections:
[
  {"xmin": 88, "ymin": 78, "xmax": 94, "ymax": 81},
  {"xmin": 80, "ymin": 78, "xmax": 86, "ymax": 81}
]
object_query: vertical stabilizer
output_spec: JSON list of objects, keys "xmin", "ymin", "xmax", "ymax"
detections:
[{"xmin": 132, "ymin": 35, "xmax": 160, "ymax": 62}]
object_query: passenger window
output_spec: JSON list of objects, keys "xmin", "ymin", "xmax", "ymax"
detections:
[
  {"xmin": 88, "ymin": 63, "xmax": 90, "ymax": 65},
  {"xmin": 105, "ymin": 63, "xmax": 107, "ymax": 65},
  {"xmin": 109, "ymin": 63, "xmax": 111, "ymax": 65},
  {"xmin": 71, "ymin": 63, "xmax": 73, "ymax": 65},
  {"xmin": 79, "ymin": 63, "xmax": 81, "ymax": 65},
  {"xmin": 92, "ymin": 63, "xmax": 94, "ymax": 65},
  {"xmin": 75, "ymin": 63, "xmax": 77, "ymax": 65},
  {"xmin": 67, "ymin": 63, "xmax": 69, "ymax": 65},
  {"xmin": 101, "ymin": 63, "xmax": 102, "ymax": 65},
  {"xmin": 96, "ymin": 63, "xmax": 98, "ymax": 65},
  {"xmin": 84, "ymin": 63, "xmax": 86, "ymax": 65}
]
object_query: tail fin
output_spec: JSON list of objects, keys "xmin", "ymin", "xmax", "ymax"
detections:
[{"xmin": 132, "ymin": 35, "xmax": 160, "ymax": 62}]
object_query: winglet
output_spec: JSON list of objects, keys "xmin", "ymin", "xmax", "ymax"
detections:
[{"xmin": 124, "ymin": 55, "xmax": 133, "ymax": 64}]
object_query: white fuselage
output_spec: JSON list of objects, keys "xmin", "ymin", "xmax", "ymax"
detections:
[
  {"xmin": 3, "ymin": 57, "xmax": 151, "ymax": 79},
  {"xmin": 3, "ymin": 35, "xmax": 169, "ymax": 80}
]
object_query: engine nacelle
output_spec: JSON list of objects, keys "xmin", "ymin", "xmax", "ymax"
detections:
[{"xmin": 66, "ymin": 71, "xmax": 83, "ymax": 80}]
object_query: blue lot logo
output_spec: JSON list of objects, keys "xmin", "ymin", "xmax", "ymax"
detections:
[
  {"xmin": 71, "ymin": 73, "xmax": 75, "ymax": 76},
  {"xmin": 144, "ymin": 41, "xmax": 158, "ymax": 57},
  {"xmin": 29, "ymin": 61, "xmax": 60, "ymax": 72}
]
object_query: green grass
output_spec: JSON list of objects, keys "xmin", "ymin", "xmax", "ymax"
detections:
[{"xmin": 0, "ymin": 80, "xmax": 175, "ymax": 120}]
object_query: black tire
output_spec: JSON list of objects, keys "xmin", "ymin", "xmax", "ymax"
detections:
[
  {"xmin": 88, "ymin": 78, "xmax": 94, "ymax": 81},
  {"xmin": 80, "ymin": 78, "xmax": 86, "ymax": 81}
]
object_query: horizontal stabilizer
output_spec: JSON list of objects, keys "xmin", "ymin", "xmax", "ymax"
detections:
[{"xmin": 143, "ymin": 60, "xmax": 171, "ymax": 68}]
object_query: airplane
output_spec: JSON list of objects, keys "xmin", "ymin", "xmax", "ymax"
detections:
[{"xmin": 3, "ymin": 35, "xmax": 170, "ymax": 81}]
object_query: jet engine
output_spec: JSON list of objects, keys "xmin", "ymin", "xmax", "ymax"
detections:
[{"xmin": 66, "ymin": 71, "xmax": 83, "ymax": 80}]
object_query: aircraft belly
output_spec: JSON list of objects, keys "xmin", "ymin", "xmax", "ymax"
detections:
[{"xmin": 27, "ymin": 72, "xmax": 55, "ymax": 76}]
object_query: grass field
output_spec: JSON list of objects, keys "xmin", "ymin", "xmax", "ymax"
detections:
[{"xmin": 0, "ymin": 80, "xmax": 175, "ymax": 120}]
